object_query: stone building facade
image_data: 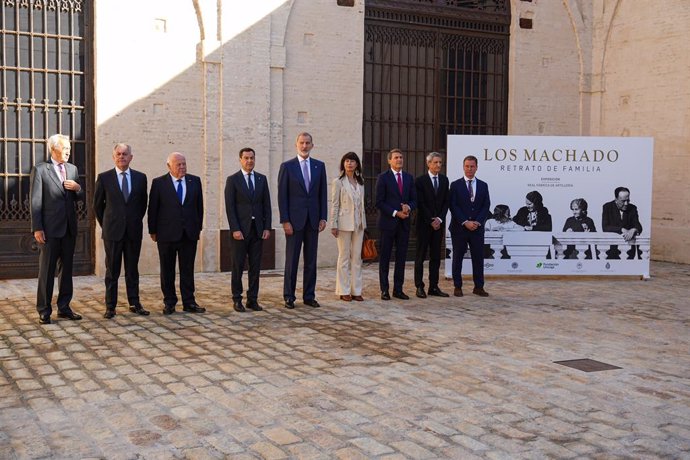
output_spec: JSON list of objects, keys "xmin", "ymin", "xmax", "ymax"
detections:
[
  {"xmin": 1, "ymin": 0, "xmax": 686, "ymax": 279},
  {"xmin": 93, "ymin": 0, "xmax": 690, "ymax": 274}
]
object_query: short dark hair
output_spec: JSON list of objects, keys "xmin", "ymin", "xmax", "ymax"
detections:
[
  {"xmin": 239, "ymin": 147, "xmax": 255, "ymax": 158},
  {"xmin": 463, "ymin": 155, "xmax": 478, "ymax": 165},
  {"xmin": 614, "ymin": 186, "xmax": 630, "ymax": 198}
]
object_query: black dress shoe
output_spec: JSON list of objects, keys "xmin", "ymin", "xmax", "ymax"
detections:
[
  {"xmin": 284, "ymin": 300, "xmax": 295, "ymax": 309},
  {"xmin": 392, "ymin": 291, "xmax": 409, "ymax": 300},
  {"xmin": 304, "ymin": 299, "xmax": 320, "ymax": 308},
  {"xmin": 381, "ymin": 291, "xmax": 391, "ymax": 300},
  {"xmin": 163, "ymin": 305, "xmax": 175, "ymax": 315},
  {"xmin": 473, "ymin": 287, "xmax": 489, "ymax": 297},
  {"xmin": 428, "ymin": 287, "xmax": 450, "ymax": 298},
  {"xmin": 38, "ymin": 314, "xmax": 51, "ymax": 325},
  {"xmin": 246, "ymin": 300, "xmax": 263, "ymax": 311},
  {"xmin": 233, "ymin": 301, "xmax": 246, "ymax": 312},
  {"xmin": 415, "ymin": 287, "xmax": 427, "ymax": 298},
  {"xmin": 129, "ymin": 304, "xmax": 150, "ymax": 316},
  {"xmin": 183, "ymin": 303, "xmax": 206, "ymax": 313},
  {"xmin": 454, "ymin": 287, "xmax": 464, "ymax": 297},
  {"xmin": 57, "ymin": 310, "xmax": 82, "ymax": 320},
  {"xmin": 103, "ymin": 309, "xmax": 116, "ymax": 319}
]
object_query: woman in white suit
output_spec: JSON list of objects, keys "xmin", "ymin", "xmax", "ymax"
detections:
[{"xmin": 331, "ymin": 152, "xmax": 367, "ymax": 301}]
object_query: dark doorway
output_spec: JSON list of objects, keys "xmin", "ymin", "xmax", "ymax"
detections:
[
  {"xmin": 0, "ymin": 0, "xmax": 94, "ymax": 279},
  {"xmin": 363, "ymin": 0, "xmax": 510, "ymax": 255}
]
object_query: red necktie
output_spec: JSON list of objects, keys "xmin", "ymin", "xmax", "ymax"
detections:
[{"xmin": 396, "ymin": 172, "xmax": 403, "ymax": 196}]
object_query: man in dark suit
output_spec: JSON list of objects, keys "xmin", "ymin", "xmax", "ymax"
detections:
[
  {"xmin": 414, "ymin": 152, "xmax": 450, "ymax": 298},
  {"xmin": 93, "ymin": 143, "xmax": 149, "ymax": 319},
  {"xmin": 375, "ymin": 148, "xmax": 417, "ymax": 300},
  {"xmin": 30, "ymin": 134, "xmax": 84, "ymax": 324},
  {"xmin": 278, "ymin": 132, "xmax": 328, "ymax": 309},
  {"xmin": 602, "ymin": 186, "xmax": 643, "ymax": 259},
  {"xmin": 148, "ymin": 152, "xmax": 205, "ymax": 315},
  {"xmin": 449, "ymin": 155, "xmax": 490, "ymax": 297},
  {"xmin": 224, "ymin": 147, "xmax": 272, "ymax": 312}
]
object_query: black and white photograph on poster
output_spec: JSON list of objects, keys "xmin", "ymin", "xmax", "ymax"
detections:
[{"xmin": 444, "ymin": 136, "xmax": 654, "ymax": 277}]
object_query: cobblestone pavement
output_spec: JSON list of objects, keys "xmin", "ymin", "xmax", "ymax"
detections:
[{"xmin": 1, "ymin": 261, "xmax": 689, "ymax": 459}]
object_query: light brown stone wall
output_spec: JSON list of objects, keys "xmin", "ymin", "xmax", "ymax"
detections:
[
  {"xmin": 93, "ymin": 0, "xmax": 688, "ymax": 278},
  {"xmin": 509, "ymin": 0, "xmax": 690, "ymax": 263},
  {"xmin": 94, "ymin": 0, "xmax": 364, "ymax": 277},
  {"xmin": 597, "ymin": 0, "xmax": 690, "ymax": 263}
]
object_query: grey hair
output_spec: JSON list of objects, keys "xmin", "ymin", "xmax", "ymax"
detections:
[
  {"xmin": 47, "ymin": 134, "xmax": 69, "ymax": 152},
  {"xmin": 113, "ymin": 143, "xmax": 132, "ymax": 155},
  {"xmin": 295, "ymin": 132, "xmax": 313, "ymax": 143},
  {"xmin": 426, "ymin": 151, "xmax": 443, "ymax": 163}
]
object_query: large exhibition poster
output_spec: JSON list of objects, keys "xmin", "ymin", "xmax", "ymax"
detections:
[{"xmin": 444, "ymin": 136, "xmax": 654, "ymax": 277}]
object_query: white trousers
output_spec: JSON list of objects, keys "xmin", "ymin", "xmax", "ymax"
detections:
[{"xmin": 335, "ymin": 229, "xmax": 364, "ymax": 296}]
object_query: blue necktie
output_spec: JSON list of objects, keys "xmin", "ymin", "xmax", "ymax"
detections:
[
  {"xmin": 248, "ymin": 173, "xmax": 254, "ymax": 197},
  {"xmin": 121, "ymin": 172, "xmax": 129, "ymax": 202},
  {"xmin": 176, "ymin": 179, "xmax": 183, "ymax": 204},
  {"xmin": 301, "ymin": 160, "xmax": 310, "ymax": 190},
  {"xmin": 433, "ymin": 176, "xmax": 438, "ymax": 194}
]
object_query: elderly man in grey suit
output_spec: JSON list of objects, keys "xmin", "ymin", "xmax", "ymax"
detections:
[
  {"xmin": 30, "ymin": 134, "xmax": 84, "ymax": 324},
  {"xmin": 93, "ymin": 143, "xmax": 149, "ymax": 319}
]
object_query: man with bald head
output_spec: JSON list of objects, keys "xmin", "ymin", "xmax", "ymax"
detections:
[{"xmin": 148, "ymin": 152, "xmax": 205, "ymax": 315}]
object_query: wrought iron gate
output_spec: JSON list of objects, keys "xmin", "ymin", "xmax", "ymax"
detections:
[
  {"xmin": 363, "ymin": 0, "xmax": 510, "ymax": 253},
  {"xmin": 0, "ymin": 0, "xmax": 93, "ymax": 279}
]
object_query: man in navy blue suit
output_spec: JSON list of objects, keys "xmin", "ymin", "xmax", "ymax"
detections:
[
  {"xmin": 375, "ymin": 148, "xmax": 417, "ymax": 300},
  {"xmin": 278, "ymin": 133, "xmax": 328, "ymax": 309},
  {"xmin": 224, "ymin": 147, "xmax": 272, "ymax": 312},
  {"xmin": 93, "ymin": 143, "xmax": 149, "ymax": 319},
  {"xmin": 449, "ymin": 155, "xmax": 490, "ymax": 297},
  {"xmin": 148, "ymin": 152, "xmax": 206, "ymax": 315}
]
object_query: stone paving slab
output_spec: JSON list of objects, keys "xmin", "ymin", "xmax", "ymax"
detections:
[{"xmin": 1, "ymin": 261, "xmax": 689, "ymax": 459}]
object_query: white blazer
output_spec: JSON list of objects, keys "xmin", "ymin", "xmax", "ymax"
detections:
[{"xmin": 330, "ymin": 176, "xmax": 367, "ymax": 231}]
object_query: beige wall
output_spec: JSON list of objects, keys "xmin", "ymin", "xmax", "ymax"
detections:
[
  {"xmin": 94, "ymin": 0, "xmax": 689, "ymax": 276},
  {"xmin": 94, "ymin": 0, "xmax": 364, "ymax": 276},
  {"xmin": 509, "ymin": 0, "xmax": 690, "ymax": 263},
  {"xmin": 597, "ymin": 0, "xmax": 690, "ymax": 262}
]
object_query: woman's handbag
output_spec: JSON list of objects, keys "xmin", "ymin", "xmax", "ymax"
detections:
[{"xmin": 361, "ymin": 231, "xmax": 378, "ymax": 262}]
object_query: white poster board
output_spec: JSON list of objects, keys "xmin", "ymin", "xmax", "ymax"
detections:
[{"xmin": 444, "ymin": 136, "xmax": 654, "ymax": 277}]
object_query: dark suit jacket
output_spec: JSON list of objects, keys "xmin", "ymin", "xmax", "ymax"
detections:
[
  {"xmin": 415, "ymin": 173, "xmax": 449, "ymax": 231},
  {"xmin": 514, "ymin": 206, "xmax": 552, "ymax": 231},
  {"xmin": 93, "ymin": 168, "xmax": 148, "ymax": 241},
  {"xmin": 562, "ymin": 216, "xmax": 596, "ymax": 232},
  {"xmin": 30, "ymin": 161, "xmax": 83, "ymax": 238},
  {"xmin": 148, "ymin": 173, "xmax": 204, "ymax": 242},
  {"xmin": 375, "ymin": 170, "xmax": 417, "ymax": 231},
  {"xmin": 277, "ymin": 157, "xmax": 328, "ymax": 231},
  {"xmin": 448, "ymin": 177, "xmax": 490, "ymax": 233},
  {"xmin": 224, "ymin": 170, "xmax": 272, "ymax": 236},
  {"xmin": 601, "ymin": 201, "xmax": 642, "ymax": 234}
]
